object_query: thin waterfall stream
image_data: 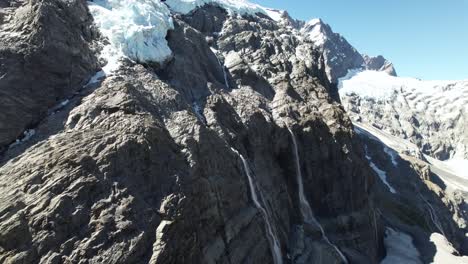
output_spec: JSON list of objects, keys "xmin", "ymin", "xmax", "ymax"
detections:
[
  {"xmin": 210, "ymin": 47, "xmax": 230, "ymax": 89},
  {"xmin": 286, "ymin": 127, "xmax": 348, "ymax": 263},
  {"xmin": 231, "ymin": 148, "xmax": 283, "ymax": 264}
]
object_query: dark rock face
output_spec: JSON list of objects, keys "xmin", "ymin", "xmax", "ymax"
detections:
[
  {"xmin": 300, "ymin": 19, "xmax": 397, "ymax": 88},
  {"xmin": 363, "ymin": 55, "xmax": 397, "ymax": 76},
  {"xmin": 0, "ymin": 2, "xmax": 464, "ymax": 264},
  {"xmin": 301, "ymin": 19, "xmax": 364, "ymax": 85},
  {"xmin": 356, "ymin": 124, "xmax": 468, "ymax": 261},
  {"xmin": 0, "ymin": 0, "xmax": 99, "ymax": 150}
]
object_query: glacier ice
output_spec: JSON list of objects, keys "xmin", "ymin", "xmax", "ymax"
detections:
[
  {"xmin": 88, "ymin": 0, "xmax": 174, "ymax": 70},
  {"xmin": 88, "ymin": 0, "xmax": 272, "ymax": 72}
]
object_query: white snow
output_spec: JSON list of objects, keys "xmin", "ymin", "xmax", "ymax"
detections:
[
  {"xmin": 381, "ymin": 228, "xmax": 422, "ymax": 264},
  {"xmin": 88, "ymin": 0, "xmax": 278, "ymax": 73},
  {"xmin": 366, "ymin": 156, "xmax": 397, "ymax": 194},
  {"xmin": 339, "ymin": 70, "xmax": 468, "ymax": 105},
  {"xmin": 384, "ymin": 147, "xmax": 399, "ymax": 167},
  {"xmin": 263, "ymin": 8, "xmax": 284, "ymax": 22},
  {"xmin": 424, "ymin": 155, "xmax": 468, "ymax": 192},
  {"xmin": 441, "ymin": 159, "xmax": 468, "ymax": 179},
  {"xmin": 301, "ymin": 18, "xmax": 328, "ymax": 46},
  {"xmin": 88, "ymin": 0, "xmax": 174, "ymax": 71},
  {"xmin": 307, "ymin": 18, "xmax": 322, "ymax": 26},
  {"xmin": 430, "ymin": 233, "xmax": 468, "ymax": 264},
  {"xmin": 355, "ymin": 122, "xmax": 468, "ymax": 193}
]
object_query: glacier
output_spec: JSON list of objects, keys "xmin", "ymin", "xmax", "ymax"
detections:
[
  {"xmin": 88, "ymin": 0, "xmax": 174, "ymax": 71},
  {"xmin": 88, "ymin": 0, "xmax": 273, "ymax": 72}
]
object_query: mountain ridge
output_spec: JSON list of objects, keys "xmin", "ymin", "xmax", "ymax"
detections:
[{"xmin": 0, "ymin": 1, "xmax": 466, "ymax": 263}]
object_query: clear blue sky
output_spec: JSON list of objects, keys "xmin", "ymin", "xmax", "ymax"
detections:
[{"xmin": 251, "ymin": 0, "xmax": 468, "ymax": 80}]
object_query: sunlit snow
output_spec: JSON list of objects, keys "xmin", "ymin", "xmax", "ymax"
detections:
[
  {"xmin": 301, "ymin": 18, "xmax": 327, "ymax": 46},
  {"xmin": 338, "ymin": 70, "xmax": 468, "ymax": 103},
  {"xmin": 430, "ymin": 233, "xmax": 468, "ymax": 264},
  {"xmin": 88, "ymin": 0, "xmax": 174, "ymax": 71},
  {"xmin": 88, "ymin": 0, "xmax": 277, "ymax": 73}
]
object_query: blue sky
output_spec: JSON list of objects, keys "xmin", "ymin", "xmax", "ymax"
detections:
[{"xmin": 251, "ymin": 0, "xmax": 468, "ymax": 80}]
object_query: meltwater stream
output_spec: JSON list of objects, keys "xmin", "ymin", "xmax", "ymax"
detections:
[
  {"xmin": 287, "ymin": 127, "xmax": 348, "ymax": 263},
  {"xmin": 210, "ymin": 47, "xmax": 230, "ymax": 89},
  {"xmin": 231, "ymin": 148, "xmax": 283, "ymax": 264}
]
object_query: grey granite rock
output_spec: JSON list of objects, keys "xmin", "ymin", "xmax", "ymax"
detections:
[
  {"xmin": 0, "ymin": 0, "xmax": 99, "ymax": 150},
  {"xmin": 0, "ymin": 2, "xmax": 464, "ymax": 264}
]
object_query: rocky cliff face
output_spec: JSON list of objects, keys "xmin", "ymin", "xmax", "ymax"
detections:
[
  {"xmin": 0, "ymin": 0, "xmax": 100, "ymax": 151},
  {"xmin": 300, "ymin": 19, "xmax": 396, "ymax": 87},
  {"xmin": 0, "ymin": 1, "xmax": 465, "ymax": 264}
]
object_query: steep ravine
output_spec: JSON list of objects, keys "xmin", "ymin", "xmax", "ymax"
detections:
[{"xmin": 0, "ymin": 1, "xmax": 465, "ymax": 264}]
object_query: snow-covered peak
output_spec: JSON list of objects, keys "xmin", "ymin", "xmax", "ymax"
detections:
[
  {"xmin": 263, "ymin": 8, "xmax": 287, "ymax": 22},
  {"xmin": 301, "ymin": 18, "xmax": 327, "ymax": 46},
  {"xmin": 306, "ymin": 18, "xmax": 322, "ymax": 27}
]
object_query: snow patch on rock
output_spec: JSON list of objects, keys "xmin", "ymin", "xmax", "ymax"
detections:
[
  {"xmin": 381, "ymin": 228, "xmax": 422, "ymax": 264},
  {"xmin": 430, "ymin": 233, "xmax": 468, "ymax": 263},
  {"xmin": 366, "ymin": 155, "xmax": 397, "ymax": 194},
  {"xmin": 301, "ymin": 18, "xmax": 327, "ymax": 46},
  {"xmin": 88, "ymin": 0, "xmax": 277, "ymax": 72}
]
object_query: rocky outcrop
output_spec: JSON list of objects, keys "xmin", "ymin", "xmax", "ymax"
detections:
[
  {"xmin": 301, "ymin": 19, "xmax": 364, "ymax": 86},
  {"xmin": 0, "ymin": 0, "xmax": 99, "ymax": 151},
  {"xmin": 0, "ymin": 2, "xmax": 464, "ymax": 264},
  {"xmin": 0, "ymin": 4, "xmax": 386, "ymax": 263},
  {"xmin": 300, "ymin": 19, "xmax": 396, "ymax": 87},
  {"xmin": 363, "ymin": 55, "xmax": 397, "ymax": 76}
]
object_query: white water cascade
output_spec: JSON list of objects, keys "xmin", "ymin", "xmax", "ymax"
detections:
[
  {"xmin": 231, "ymin": 148, "xmax": 283, "ymax": 264},
  {"xmin": 287, "ymin": 127, "xmax": 348, "ymax": 263},
  {"xmin": 210, "ymin": 47, "xmax": 230, "ymax": 89},
  {"xmin": 418, "ymin": 193, "xmax": 445, "ymax": 236}
]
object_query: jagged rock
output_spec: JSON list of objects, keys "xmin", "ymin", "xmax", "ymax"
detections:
[
  {"xmin": 0, "ymin": 1, "xmax": 464, "ymax": 264},
  {"xmin": 301, "ymin": 18, "xmax": 365, "ymax": 85},
  {"xmin": 363, "ymin": 55, "xmax": 397, "ymax": 76},
  {"xmin": 300, "ymin": 19, "xmax": 397, "ymax": 87},
  {"xmin": 0, "ymin": 0, "xmax": 99, "ymax": 150}
]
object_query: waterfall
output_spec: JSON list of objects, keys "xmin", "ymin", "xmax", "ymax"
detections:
[
  {"xmin": 418, "ymin": 193, "xmax": 445, "ymax": 236},
  {"xmin": 286, "ymin": 127, "xmax": 348, "ymax": 263},
  {"xmin": 231, "ymin": 148, "xmax": 283, "ymax": 264},
  {"xmin": 210, "ymin": 47, "xmax": 230, "ymax": 89}
]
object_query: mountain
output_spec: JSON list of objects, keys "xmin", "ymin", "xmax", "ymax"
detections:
[
  {"xmin": 0, "ymin": 0, "xmax": 466, "ymax": 263},
  {"xmin": 339, "ymin": 70, "xmax": 468, "ymax": 161},
  {"xmin": 300, "ymin": 18, "xmax": 396, "ymax": 84}
]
